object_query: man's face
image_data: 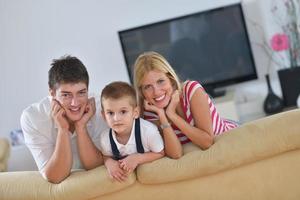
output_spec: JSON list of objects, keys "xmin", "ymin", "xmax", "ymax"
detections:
[{"xmin": 50, "ymin": 82, "xmax": 88, "ymax": 122}]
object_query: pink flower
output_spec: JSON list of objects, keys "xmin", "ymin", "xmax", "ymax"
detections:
[{"xmin": 271, "ymin": 33, "xmax": 289, "ymax": 51}]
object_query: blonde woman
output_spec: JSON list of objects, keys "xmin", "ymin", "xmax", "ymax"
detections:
[{"xmin": 133, "ymin": 51, "xmax": 237, "ymax": 159}]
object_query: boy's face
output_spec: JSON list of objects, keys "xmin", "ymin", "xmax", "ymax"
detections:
[
  {"xmin": 50, "ymin": 82, "xmax": 88, "ymax": 122},
  {"xmin": 101, "ymin": 96, "xmax": 139, "ymax": 136}
]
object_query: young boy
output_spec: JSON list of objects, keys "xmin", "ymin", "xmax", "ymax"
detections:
[{"xmin": 100, "ymin": 81, "xmax": 164, "ymax": 182}]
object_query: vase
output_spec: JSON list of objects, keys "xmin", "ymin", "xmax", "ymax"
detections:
[
  {"xmin": 263, "ymin": 74, "xmax": 284, "ymax": 114},
  {"xmin": 278, "ymin": 67, "xmax": 300, "ymax": 107}
]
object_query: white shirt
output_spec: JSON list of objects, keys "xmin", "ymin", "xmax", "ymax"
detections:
[
  {"xmin": 20, "ymin": 96, "xmax": 108, "ymax": 173},
  {"xmin": 99, "ymin": 118, "xmax": 164, "ymax": 157}
]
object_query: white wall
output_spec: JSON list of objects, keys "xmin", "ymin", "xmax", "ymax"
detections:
[{"xmin": 0, "ymin": 0, "xmax": 274, "ymax": 139}]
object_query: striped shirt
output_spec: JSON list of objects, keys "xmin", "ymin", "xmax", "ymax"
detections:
[{"xmin": 144, "ymin": 80, "xmax": 238, "ymax": 144}]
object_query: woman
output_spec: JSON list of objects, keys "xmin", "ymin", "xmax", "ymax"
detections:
[{"xmin": 133, "ymin": 51, "xmax": 238, "ymax": 159}]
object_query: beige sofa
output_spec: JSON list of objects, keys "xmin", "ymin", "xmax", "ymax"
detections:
[
  {"xmin": 0, "ymin": 138, "xmax": 10, "ymax": 172},
  {"xmin": 1, "ymin": 109, "xmax": 300, "ymax": 200}
]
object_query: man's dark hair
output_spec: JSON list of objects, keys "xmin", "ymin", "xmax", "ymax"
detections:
[{"xmin": 48, "ymin": 55, "xmax": 89, "ymax": 89}]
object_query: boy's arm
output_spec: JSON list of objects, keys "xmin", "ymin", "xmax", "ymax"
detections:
[
  {"xmin": 104, "ymin": 156, "xmax": 128, "ymax": 182},
  {"xmin": 119, "ymin": 150, "xmax": 165, "ymax": 173}
]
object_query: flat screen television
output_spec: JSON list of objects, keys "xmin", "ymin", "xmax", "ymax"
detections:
[{"xmin": 118, "ymin": 3, "xmax": 257, "ymax": 97}]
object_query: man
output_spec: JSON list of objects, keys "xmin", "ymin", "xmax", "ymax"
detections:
[{"xmin": 21, "ymin": 55, "xmax": 107, "ymax": 183}]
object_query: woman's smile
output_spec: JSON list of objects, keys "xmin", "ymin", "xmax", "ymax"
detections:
[{"xmin": 141, "ymin": 70, "xmax": 174, "ymax": 109}]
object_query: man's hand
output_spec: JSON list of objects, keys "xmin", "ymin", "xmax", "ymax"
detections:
[
  {"xmin": 105, "ymin": 158, "xmax": 128, "ymax": 182},
  {"xmin": 119, "ymin": 154, "xmax": 140, "ymax": 174},
  {"xmin": 75, "ymin": 97, "xmax": 96, "ymax": 130},
  {"xmin": 44, "ymin": 99, "xmax": 73, "ymax": 183},
  {"xmin": 51, "ymin": 99, "xmax": 69, "ymax": 131}
]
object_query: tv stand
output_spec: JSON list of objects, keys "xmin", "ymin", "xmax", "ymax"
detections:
[
  {"xmin": 213, "ymin": 90, "xmax": 239, "ymax": 121},
  {"xmin": 205, "ymin": 87, "xmax": 226, "ymax": 98}
]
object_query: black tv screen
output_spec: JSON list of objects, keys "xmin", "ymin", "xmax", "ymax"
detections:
[{"xmin": 118, "ymin": 3, "xmax": 257, "ymax": 97}]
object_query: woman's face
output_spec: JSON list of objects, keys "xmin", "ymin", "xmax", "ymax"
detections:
[{"xmin": 141, "ymin": 70, "xmax": 174, "ymax": 109}]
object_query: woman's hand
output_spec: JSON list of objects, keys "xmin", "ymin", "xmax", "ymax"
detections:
[
  {"xmin": 144, "ymin": 100, "xmax": 165, "ymax": 116},
  {"xmin": 166, "ymin": 90, "xmax": 180, "ymax": 117}
]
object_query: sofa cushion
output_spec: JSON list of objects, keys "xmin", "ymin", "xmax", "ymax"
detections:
[{"xmin": 137, "ymin": 109, "xmax": 300, "ymax": 184}]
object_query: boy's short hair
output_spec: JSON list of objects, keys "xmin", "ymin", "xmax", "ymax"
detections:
[
  {"xmin": 101, "ymin": 81, "xmax": 137, "ymax": 109},
  {"xmin": 48, "ymin": 55, "xmax": 89, "ymax": 90}
]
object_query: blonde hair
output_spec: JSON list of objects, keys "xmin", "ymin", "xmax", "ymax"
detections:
[{"xmin": 133, "ymin": 51, "xmax": 182, "ymax": 109}]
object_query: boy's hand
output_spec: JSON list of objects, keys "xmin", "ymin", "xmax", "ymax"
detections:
[
  {"xmin": 105, "ymin": 158, "xmax": 127, "ymax": 182},
  {"xmin": 51, "ymin": 99, "xmax": 69, "ymax": 131},
  {"xmin": 119, "ymin": 154, "xmax": 140, "ymax": 173},
  {"xmin": 75, "ymin": 97, "xmax": 96, "ymax": 130}
]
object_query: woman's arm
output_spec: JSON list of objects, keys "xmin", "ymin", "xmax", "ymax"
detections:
[
  {"xmin": 144, "ymin": 100, "xmax": 183, "ymax": 159},
  {"xmin": 156, "ymin": 112, "xmax": 183, "ymax": 159},
  {"xmin": 166, "ymin": 89, "xmax": 214, "ymax": 150}
]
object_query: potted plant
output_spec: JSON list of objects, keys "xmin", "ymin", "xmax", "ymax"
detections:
[{"xmin": 270, "ymin": 0, "xmax": 300, "ymax": 107}]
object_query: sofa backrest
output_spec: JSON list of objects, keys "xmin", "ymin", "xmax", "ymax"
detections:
[{"xmin": 137, "ymin": 109, "xmax": 300, "ymax": 184}]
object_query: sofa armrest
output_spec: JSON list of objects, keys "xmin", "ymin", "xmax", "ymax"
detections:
[
  {"xmin": 137, "ymin": 109, "xmax": 300, "ymax": 184},
  {"xmin": 0, "ymin": 138, "xmax": 10, "ymax": 172},
  {"xmin": 0, "ymin": 165, "xmax": 136, "ymax": 200}
]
